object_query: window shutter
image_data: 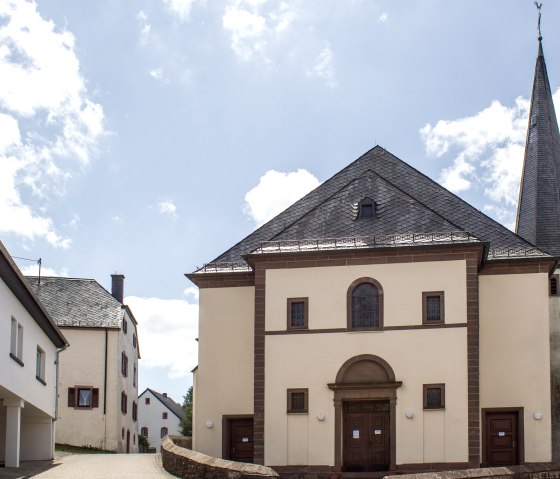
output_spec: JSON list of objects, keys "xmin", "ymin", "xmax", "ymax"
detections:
[
  {"xmin": 68, "ymin": 387, "xmax": 76, "ymax": 407},
  {"xmin": 92, "ymin": 388, "xmax": 99, "ymax": 408}
]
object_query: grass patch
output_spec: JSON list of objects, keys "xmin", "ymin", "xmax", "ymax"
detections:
[{"xmin": 55, "ymin": 443, "xmax": 116, "ymax": 454}]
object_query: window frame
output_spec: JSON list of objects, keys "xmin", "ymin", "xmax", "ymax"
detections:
[
  {"xmin": 287, "ymin": 388, "xmax": 309, "ymax": 414},
  {"xmin": 422, "ymin": 291, "xmax": 445, "ymax": 325},
  {"xmin": 145, "ymin": 397, "xmax": 150, "ymax": 405},
  {"xmin": 162, "ymin": 412, "xmax": 168, "ymax": 420},
  {"xmin": 550, "ymin": 275, "xmax": 560, "ymax": 296},
  {"xmin": 132, "ymin": 401, "xmax": 137, "ymax": 422},
  {"xmin": 423, "ymin": 383, "xmax": 445, "ymax": 410},
  {"xmin": 68, "ymin": 386, "xmax": 99, "ymax": 409},
  {"xmin": 141, "ymin": 427, "xmax": 148, "ymax": 437},
  {"xmin": 287, "ymin": 297, "xmax": 309, "ymax": 330},
  {"xmin": 123, "ymin": 318, "xmax": 128, "ymax": 334},
  {"xmin": 121, "ymin": 391, "xmax": 128, "ymax": 415},
  {"xmin": 121, "ymin": 352, "xmax": 128, "ymax": 377},
  {"xmin": 346, "ymin": 278, "xmax": 384, "ymax": 331},
  {"xmin": 36, "ymin": 346, "xmax": 46, "ymax": 385},
  {"xmin": 9, "ymin": 317, "xmax": 24, "ymax": 367},
  {"xmin": 161, "ymin": 427, "xmax": 168, "ymax": 438}
]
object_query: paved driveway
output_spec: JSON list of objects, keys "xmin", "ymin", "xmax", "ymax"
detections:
[{"xmin": 0, "ymin": 454, "xmax": 176, "ymax": 479}]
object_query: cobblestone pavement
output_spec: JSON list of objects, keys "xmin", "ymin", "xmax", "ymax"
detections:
[{"xmin": 0, "ymin": 454, "xmax": 176, "ymax": 479}]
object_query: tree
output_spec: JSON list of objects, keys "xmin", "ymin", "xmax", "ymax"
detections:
[{"xmin": 179, "ymin": 386, "xmax": 193, "ymax": 437}]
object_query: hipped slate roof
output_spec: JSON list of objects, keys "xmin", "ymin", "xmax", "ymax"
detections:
[
  {"xmin": 204, "ymin": 146, "xmax": 541, "ymax": 268},
  {"xmin": 140, "ymin": 388, "xmax": 185, "ymax": 420},
  {"xmin": 26, "ymin": 277, "xmax": 125, "ymax": 328},
  {"xmin": 516, "ymin": 39, "xmax": 560, "ymax": 256}
]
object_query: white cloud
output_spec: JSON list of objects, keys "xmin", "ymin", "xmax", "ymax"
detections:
[
  {"xmin": 112, "ymin": 215, "xmax": 124, "ymax": 224},
  {"xmin": 18, "ymin": 263, "xmax": 69, "ymax": 277},
  {"xmin": 149, "ymin": 67, "xmax": 168, "ymax": 83},
  {"xmin": 163, "ymin": 0, "xmax": 198, "ymax": 22},
  {"xmin": 222, "ymin": 0, "xmax": 296, "ymax": 62},
  {"xmin": 306, "ymin": 44, "xmax": 337, "ymax": 89},
  {"xmin": 378, "ymin": 12, "xmax": 388, "ymax": 24},
  {"xmin": 137, "ymin": 10, "xmax": 151, "ymax": 44},
  {"xmin": 0, "ymin": 0, "xmax": 105, "ymax": 248},
  {"xmin": 157, "ymin": 199, "xmax": 178, "ymax": 218},
  {"xmin": 418, "ymin": 91, "xmax": 560, "ymax": 228},
  {"xmin": 125, "ymin": 295, "xmax": 198, "ymax": 379},
  {"xmin": 244, "ymin": 168, "xmax": 320, "ymax": 226}
]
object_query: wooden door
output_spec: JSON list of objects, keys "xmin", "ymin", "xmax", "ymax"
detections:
[
  {"xmin": 343, "ymin": 401, "xmax": 390, "ymax": 472},
  {"xmin": 229, "ymin": 418, "xmax": 254, "ymax": 463},
  {"xmin": 485, "ymin": 412, "xmax": 519, "ymax": 466}
]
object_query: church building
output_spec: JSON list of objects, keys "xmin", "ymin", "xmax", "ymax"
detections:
[{"xmin": 187, "ymin": 31, "xmax": 560, "ymax": 476}]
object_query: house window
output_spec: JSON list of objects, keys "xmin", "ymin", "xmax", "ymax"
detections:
[
  {"xmin": 121, "ymin": 391, "xmax": 128, "ymax": 414},
  {"xmin": 141, "ymin": 427, "xmax": 148, "ymax": 436},
  {"xmin": 123, "ymin": 318, "xmax": 128, "ymax": 334},
  {"xmin": 551, "ymin": 275, "xmax": 559, "ymax": 296},
  {"xmin": 356, "ymin": 197, "xmax": 377, "ymax": 219},
  {"xmin": 121, "ymin": 352, "xmax": 128, "ymax": 377},
  {"xmin": 133, "ymin": 365, "xmax": 137, "ymax": 387},
  {"xmin": 36, "ymin": 346, "xmax": 46, "ymax": 385},
  {"xmin": 145, "ymin": 397, "xmax": 150, "ymax": 405},
  {"xmin": 132, "ymin": 401, "xmax": 137, "ymax": 421},
  {"xmin": 162, "ymin": 412, "xmax": 168, "ymax": 420},
  {"xmin": 68, "ymin": 386, "xmax": 99, "ymax": 408},
  {"xmin": 287, "ymin": 388, "xmax": 308, "ymax": 414},
  {"xmin": 347, "ymin": 278, "xmax": 383, "ymax": 330},
  {"xmin": 423, "ymin": 384, "xmax": 445, "ymax": 409},
  {"xmin": 10, "ymin": 318, "xmax": 24, "ymax": 366},
  {"xmin": 287, "ymin": 298, "xmax": 308, "ymax": 330},
  {"xmin": 133, "ymin": 434, "xmax": 136, "ymax": 445},
  {"xmin": 161, "ymin": 427, "xmax": 168, "ymax": 438},
  {"xmin": 133, "ymin": 333, "xmax": 137, "ymax": 348},
  {"xmin": 422, "ymin": 292, "xmax": 445, "ymax": 324}
]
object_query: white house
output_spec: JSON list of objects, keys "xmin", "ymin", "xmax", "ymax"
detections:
[
  {"xmin": 0, "ymin": 240, "xmax": 68, "ymax": 468},
  {"xmin": 138, "ymin": 388, "xmax": 185, "ymax": 451},
  {"xmin": 27, "ymin": 274, "xmax": 140, "ymax": 453}
]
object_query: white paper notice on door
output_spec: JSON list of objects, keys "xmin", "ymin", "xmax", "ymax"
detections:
[
  {"xmin": 374, "ymin": 430, "xmax": 382, "ymax": 435},
  {"xmin": 498, "ymin": 432, "xmax": 505, "ymax": 437},
  {"xmin": 353, "ymin": 430, "xmax": 360, "ymax": 439}
]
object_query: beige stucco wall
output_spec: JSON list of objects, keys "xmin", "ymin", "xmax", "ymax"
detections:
[
  {"xmin": 193, "ymin": 286, "xmax": 255, "ymax": 457},
  {"xmin": 480, "ymin": 273, "xmax": 551, "ymax": 462},
  {"xmin": 264, "ymin": 262, "xmax": 469, "ymax": 466}
]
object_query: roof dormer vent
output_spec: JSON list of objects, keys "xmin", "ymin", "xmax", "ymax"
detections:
[{"xmin": 356, "ymin": 197, "xmax": 377, "ymax": 220}]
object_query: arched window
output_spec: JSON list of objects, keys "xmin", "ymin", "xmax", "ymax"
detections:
[
  {"xmin": 141, "ymin": 427, "xmax": 148, "ymax": 437},
  {"xmin": 161, "ymin": 427, "xmax": 168, "ymax": 438},
  {"xmin": 347, "ymin": 278, "xmax": 383, "ymax": 330},
  {"xmin": 356, "ymin": 197, "xmax": 377, "ymax": 219}
]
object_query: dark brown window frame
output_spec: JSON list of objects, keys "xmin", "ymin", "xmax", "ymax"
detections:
[
  {"xmin": 123, "ymin": 318, "xmax": 128, "ymax": 334},
  {"xmin": 550, "ymin": 275, "xmax": 559, "ymax": 296},
  {"xmin": 422, "ymin": 291, "xmax": 445, "ymax": 325},
  {"xmin": 287, "ymin": 388, "xmax": 309, "ymax": 414},
  {"xmin": 162, "ymin": 412, "xmax": 168, "ymax": 419},
  {"xmin": 423, "ymin": 383, "xmax": 445, "ymax": 409},
  {"xmin": 346, "ymin": 277, "xmax": 384, "ymax": 331},
  {"xmin": 121, "ymin": 352, "xmax": 128, "ymax": 377},
  {"xmin": 121, "ymin": 391, "xmax": 128, "ymax": 415},
  {"xmin": 161, "ymin": 427, "xmax": 168, "ymax": 438},
  {"xmin": 141, "ymin": 427, "xmax": 148, "ymax": 436},
  {"xmin": 68, "ymin": 386, "xmax": 99, "ymax": 409},
  {"xmin": 145, "ymin": 397, "xmax": 150, "ymax": 405},
  {"xmin": 287, "ymin": 297, "xmax": 309, "ymax": 330},
  {"xmin": 132, "ymin": 401, "xmax": 137, "ymax": 422}
]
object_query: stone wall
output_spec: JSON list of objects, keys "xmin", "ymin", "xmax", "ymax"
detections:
[
  {"xmin": 386, "ymin": 463, "xmax": 560, "ymax": 479},
  {"xmin": 161, "ymin": 435, "xmax": 279, "ymax": 479}
]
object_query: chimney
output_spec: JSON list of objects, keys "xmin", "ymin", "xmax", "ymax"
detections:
[
  {"xmin": 162, "ymin": 393, "xmax": 167, "ymax": 398},
  {"xmin": 111, "ymin": 274, "xmax": 125, "ymax": 303}
]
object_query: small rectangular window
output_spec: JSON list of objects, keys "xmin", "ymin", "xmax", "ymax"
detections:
[
  {"xmin": 287, "ymin": 388, "xmax": 308, "ymax": 414},
  {"xmin": 550, "ymin": 275, "xmax": 559, "ymax": 296},
  {"xmin": 68, "ymin": 386, "xmax": 98, "ymax": 408},
  {"xmin": 423, "ymin": 383, "xmax": 445, "ymax": 409},
  {"xmin": 121, "ymin": 391, "xmax": 127, "ymax": 414},
  {"xmin": 287, "ymin": 298, "xmax": 308, "ymax": 330},
  {"xmin": 10, "ymin": 318, "xmax": 24, "ymax": 366},
  {"xmin": 36, "ymin": 346, "xmax": 46, "ymax": 384},
  {"xmin": 121, "ymin": 352, "xmax": 128, "ymax": 377},
  {"xmin": 422, "ymin": 292, "xmax": 445, "ymax": 324},
  {"xmin": 11, "ymin": 318, "xmax": 17, "ymax": 356},
  {"xmin": 78, "ymin": 388, "xmax": 92, "ymax": 408},
  {"xmin": 162, "ymin": 412, "xmax": 168, "ymax": 419},
  {"xmin": 145, "ymin": 397, "xmax": 150, "ymax": 405}
]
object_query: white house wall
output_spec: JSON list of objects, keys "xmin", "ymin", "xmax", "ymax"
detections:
[{"xmin": 138, "ymin": 390, "xmax": 181, "ymax": 451}]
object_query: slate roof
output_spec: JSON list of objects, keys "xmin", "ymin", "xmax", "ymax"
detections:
[
  {"xmin": 26, "ymin": 277, "xmax": 124, "ymax": 328},
  {"xmin": 516, "ymin": 38, "xmax": 560, "ymax": 256},
  {"xmin": 140, "ymin": 388, "xmax": 185, "ymax": 420},
  {"xmin": 199, "ymin": 145, "xmax": 543, "ymax": 269}
]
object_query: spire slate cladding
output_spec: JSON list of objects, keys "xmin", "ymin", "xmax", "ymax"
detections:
[{"xmin": 516, "ymin": 37, "xmax": 560, "ymax": 256}]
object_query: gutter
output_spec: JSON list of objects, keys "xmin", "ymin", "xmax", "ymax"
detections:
[
  {"xmin": 104, "ymin": 328, "xmax": 108, "ymax": 449},
  {"xmin": 55, "ymin": 345, "xmax": 68, "ymax": 421}
]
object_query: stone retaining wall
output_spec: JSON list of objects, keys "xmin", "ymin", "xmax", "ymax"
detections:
[
  {"xmin": 161, "ymin": 435, "xmax": 279, "ymax": 479},
  {"xmin": 386, "ymin": 463, "xmax": 560, "ymax": 479}
]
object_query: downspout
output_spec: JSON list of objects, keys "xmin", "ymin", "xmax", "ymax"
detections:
[
  {"xmin": 104, "ymin": 328, "xmax": 108, "ymax": 448},
  {"xmin": 55, "ymin": 345, "xmax": 67, "ymax": 420}
]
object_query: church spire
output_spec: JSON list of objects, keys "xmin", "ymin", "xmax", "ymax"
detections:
[{"xmin": 515, "ymin": 5, "xmax": 560, "ymax": 255}]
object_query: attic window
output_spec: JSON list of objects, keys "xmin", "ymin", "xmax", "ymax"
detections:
[{"xmin": 357, "ymin": 197, "xmax": 377, "ymax": 219}]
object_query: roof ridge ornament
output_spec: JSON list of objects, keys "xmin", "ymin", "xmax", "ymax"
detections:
[{"xmin": 535, "ymin": 1, "xmax": 543, "ymax": 40}]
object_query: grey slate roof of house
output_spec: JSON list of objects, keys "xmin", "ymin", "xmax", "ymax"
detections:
[
  {"xmin": 516, "ymin": 39, "xmax": 560, "ymax": 256},
  {"xmin": 140, "ymin": 388, "xmax": 185, "ymax": 420},
  {"xmin": 202, "ymin": 145, "xmax": 543, "ymax": 268},
  {"xmin": 26, "ymin": 276, "xmax": 124, "ymax": 328}
]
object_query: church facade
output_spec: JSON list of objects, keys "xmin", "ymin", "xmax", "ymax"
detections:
[{"xmin": 187, "ymin": 35, "xmax": 560, "ymax": 475}]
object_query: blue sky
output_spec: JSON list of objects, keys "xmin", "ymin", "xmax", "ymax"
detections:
[{"xmin": 1, "ymin": 0, "xmax": 559, "ymax": 402}]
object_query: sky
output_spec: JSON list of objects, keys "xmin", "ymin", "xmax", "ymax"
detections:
[{"xmin": 2, "ymin": 0, "xmax": 560, "ymax": 403}]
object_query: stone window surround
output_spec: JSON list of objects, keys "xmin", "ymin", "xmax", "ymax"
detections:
[
  {"xmin": 423, "ymin": 383, "xmax": 445, "ymax": 410},
  {"xmin": 346, "ymin": 277, "xmax": 384, "ymax": 331},
  {"xmin": 287, "ymin": 297, "xmax": 309, "ymax": 330},
  {"xmin": 287, "ymin": 388, "xmax": 308, "ymax": 414},
  {"xmin": 422, "ymin": 291, "xmax": 445, "ymax": 325}
]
